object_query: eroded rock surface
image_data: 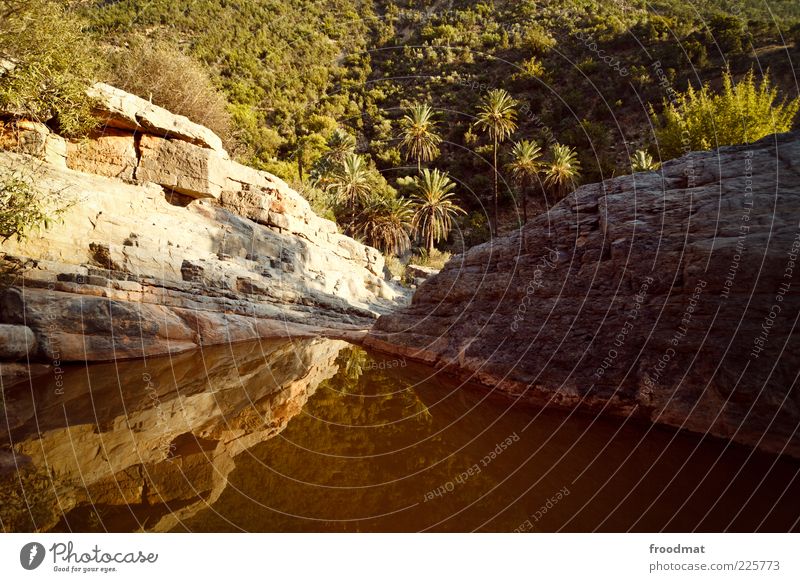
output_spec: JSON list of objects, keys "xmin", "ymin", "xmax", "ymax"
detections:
[
  {"xmin": 367, "ymin": 131, "xmax": 800, "ymax": 458},
  {"xmin": 0, "ymin": 84, "xmax": 405, "ymax": 366}
]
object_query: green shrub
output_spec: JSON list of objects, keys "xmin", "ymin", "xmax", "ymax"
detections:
[
  {"xmin": 409, "ymin": 248, "xmax": 452, "ymax": 270},
  {"xmin": 0, "ymin": 172, "xmax": 53, "ymax": 243},
  {"xmin": 651, "ymin": 69, "xmax": 799, "ymax": 159},
  {"xmin": 104, "ymin": 37, "xmax": 235, "ymax": 149},
  {"xmin": 0, "ymin": 0, "xmax": 100, "ymax": 136},
  {"xmin": 384, "ymin": 255, "xmax": 407, "ymax": 281}
]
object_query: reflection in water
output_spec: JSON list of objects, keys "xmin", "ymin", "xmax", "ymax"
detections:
[{"xmin": 2, "ymin": 339, "xmax": 799, "ymax": 532}]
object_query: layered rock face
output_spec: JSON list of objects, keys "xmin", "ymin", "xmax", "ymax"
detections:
[
  {"xmin": 0, "ymin": 84, "xmax": 403, "ymax": 366},
  {"xmin": 367, "ymin": 132, "xmax": 800, "ymax": 458}
]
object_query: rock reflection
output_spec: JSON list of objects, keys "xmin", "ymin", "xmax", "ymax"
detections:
[
  {"xmin": 0, "ymin": 338, "xmax": 348, "ymax": 532},
  {"xmin": 3, "ymin": 340, "xmax": 800, "ymax": 532}
]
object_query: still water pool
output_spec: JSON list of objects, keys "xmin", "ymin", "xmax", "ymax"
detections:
[{"xmin": 2, "ymin": 338, "xmax": 798, "ymax": 532}]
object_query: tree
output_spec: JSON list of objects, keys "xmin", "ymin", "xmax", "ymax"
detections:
[
  {"xmin": 473, "ymin": 89, "xmax": 518, "ymax": 236},
  {"xmin": 630, "ymin": 149, "xmax": 659, "ymax": 172},
  {"xmin": 651, "ymin": 69, "xmax": 799, "ymax": 159},
  {"xmin": 310, "ymin": 129, "xmax": 356, "ymax": 188},
  {"xmin": 506, "ymin": 139, "xmax": 543, "ymax": 225},
  {"xmin": 411, "ymin": 169, "xmax": 465, "ymax": 254},
  {"xmin": 544, "ymin": 143, "xmax": 581, "ymax": 200},
  {"xmin": 326, "ymin": 153, "xmax": 371, "ymax": 233},
  {"xmin": 355, "ymin": 195, "xmax": 413, "ymax": 256},
  {"xmin": 398, "ymin": 102, "xmax": 441, "ymax": 171}
]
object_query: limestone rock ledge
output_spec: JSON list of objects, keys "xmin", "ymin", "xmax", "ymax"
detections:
[
  {"xmin": 367, "ymin": 131, "xmax": 800, "ymax": 458},
  {"xmin": 0, "ymin": 84, "xmax": 405, "ymax": 368}
]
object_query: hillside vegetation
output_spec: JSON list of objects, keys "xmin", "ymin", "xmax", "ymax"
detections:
[{"xmin": 2, "ymin": 0, "xmax": 799, "ymax": 255}]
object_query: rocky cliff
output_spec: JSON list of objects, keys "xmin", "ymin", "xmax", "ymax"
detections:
[
  {"xmin": 367, "ymin": 131, "xmax": 800, "ymax": 458},
  {"xmin": 0, "ymin": 84, "xmax": 404, "ymax": 369}
]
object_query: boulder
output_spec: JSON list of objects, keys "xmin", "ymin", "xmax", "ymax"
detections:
[
  {"xmin": 136, "ymin": 134, "xmax": 226, "ymax": 199},
  {"xmin": 367, "ymin": 131, "xmax": 800, "ymax": 458},
  {"xmin": 0, "ymin": 324, "xmax": 36, "ymax": 360},
  {"xmin": 66, "ymin": 128, "xmax": 137, "ymax": 180},
  {"xmin": 87, "ymin": 82, "xmax": 226, "ymax": 154}
]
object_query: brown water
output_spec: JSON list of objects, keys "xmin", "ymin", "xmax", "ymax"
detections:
[{"xmin": 2, "ymin": 337, "xmax": 799, "ymax": 532}]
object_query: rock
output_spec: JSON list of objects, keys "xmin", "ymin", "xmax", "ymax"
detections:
[
  {"xmin": 0, "ymin": 83, "xmax": 408, "ymax": 366},
  {"xmin": 87, "ymin": 82, "xmax": 226, "ymax": 154},
  {"xmin": 406, "ymin": 264, "xmax": 440, "ymax": 281},
  {"xmin": 0, "ymin": 324, "xmax": 36, "ymax": 360},
  {"xmin": 0, "ymin": 147, "xmax": 406, "ymax": 362},
  {"xmin": 219, "ymin": 189, "xmax": 272, "ymax": 226},
  {"xmin": 0, "ymin": 58, "xmax": 15, "ymax": 77},
  {"xmin": 0, "ymin": 120, "xmax": 67, "ymax": 167},
  {"xmin": 66, "ymin": 128, "xmax": 137, "ymax": 180},
  {"xmin": 367, "ymin": 131, "xmax": 800, "ymax": 458},
  {"xmin": 136, "ymin": 134, "xmax": 225, "ymax": 199}
]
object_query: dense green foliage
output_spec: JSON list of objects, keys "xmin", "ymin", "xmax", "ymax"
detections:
[
  {"xmin": 79, "ymin": 0, "xmax": 799, "ymax": 246},
  {"xmin": 0, "ymin": 173, "xmax": 52, "ymax": 243},
  {"xmin": 83, "ymin": 0, "xmax": 374, "ymax": 172},
  {"xmin": 652, "ymin": 69, "xmax": 800, "ymax": 158},
  {"xmin": 2, "ymin": 0, "xmax": 798, "ymax": 255},
  {"xmin": 0, "ymin": 0, "xmax": 100, "ymax": 136}
]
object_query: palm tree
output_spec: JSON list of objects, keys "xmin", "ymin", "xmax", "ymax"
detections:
[
  {"xmin": 506, "ymin": 139, "xmax": 543, "ymax": 226},
  {"xmin": 399, "ymin": 103, "xmax": 442, "ymax": 171},
  {"xmin": 411, "ymin": 169, "xmax": 465, "ymax": 254},
  {"xmin": 630, "ymin": 149, "xmax": 660, "ymax": 172},
  {"xmin": 310, "ymin": 129, "xmax": 356, "ymax": 188},
  {"xmin": 473, "ymin": 89, "xmax": 518, "ymax": 236},
  {"xmin": 326, "ymin": 153, "xmax": 371, "ymax": 232},
  {"xmin": 544, "ymin": 143, "xmax": 581, "ymax": 200},
  {"xmin": 355, "ymin": 195, "xmax": 413, "ymax": 256},
  {"xmin": 325, "ymin": 128, "xmax": 357, "ymax": 163}
]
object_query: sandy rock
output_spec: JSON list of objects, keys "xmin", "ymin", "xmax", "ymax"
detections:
[
  {"xmin": 136, "ymin": 134, "xmax": 226, "ymax": 199},
  {"xmin": 0, "ymin": 83, "xmax": 407, "ymax": 366},
  {"xmin": 0, "ymin": 148, "xmax": 406, "ymax": 362},
  {"xmin": 87, "ymin": 82, "xmax": 226, "ymax": 154},
  {"xmin": 66, "ymin": 127, "xmax": 138, "ymax": 180},
  {"xmin": 0, "ymin": 120, "xmax": 67, "ymax": 168}
]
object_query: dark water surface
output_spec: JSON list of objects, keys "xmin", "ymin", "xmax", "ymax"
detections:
[{"xmin": 2, "ymin": 338, "xmax": 799, "ymax": 532}]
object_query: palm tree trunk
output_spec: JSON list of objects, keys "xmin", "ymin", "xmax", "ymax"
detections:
[
  {"xmin": 522, "ymin": 178, "xmax": 528, "ymax": 226},
  {"xmin": 349, "ymin": 195, "xmax": 355, "ymax": 235},
  {"xmin": 492, "ymin": 135, "xmax": 498, "ymax": 238}
]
